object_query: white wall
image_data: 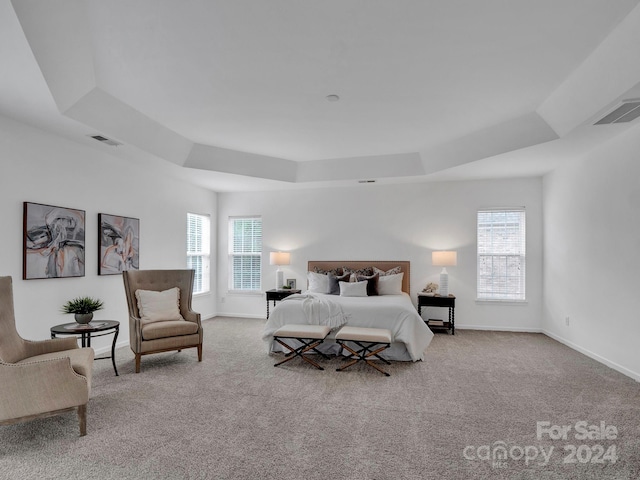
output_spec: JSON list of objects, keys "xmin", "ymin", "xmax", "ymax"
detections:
[
  {"xmin": 5, "ymin": 105, "xmax": 638, "ymax": 381},
  {"xmin": 542, "ymin": 126, "xmax": 640, "ymax": 381},
  {"xmin": 217, "ymin": 178, "xmax": 543, "ymax": 331},
  {"xmin": 0, "ymin": 115, "xmax": 217, "ymax": 355}
]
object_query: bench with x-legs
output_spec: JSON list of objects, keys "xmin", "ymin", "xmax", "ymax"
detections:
[
  {"xmin": 272, "ymin": 324, "xmax": 331, "ymax": 370},
  {"xmin": 335, "ymin": 326, "xmax": 392, "ymax": 376}
]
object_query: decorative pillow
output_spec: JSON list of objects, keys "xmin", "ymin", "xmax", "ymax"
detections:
[
  {"xmin": 342, "ymin": 266, "xmax": 374, "ymax": 277},
  {"xmin": 135, "ymin": 287, "xmax": 184, "ymax": 323},
  {"xmin": 339, "ymin": 280, "xmax": 368, "ymax": 297},
  {"xmin": 313, "ymin": 266, "xmax": 343, "ymax": 276},
  {"xmin": 377, "ymin": 272, "xmax": 404, "ymax": 295},
  {"xmin": 373, "ymin": 266, "xmax": 402, "ymax": 276},
  {"xmin": 307, "ymin": 271, "xmax": 329, "ymax": 293},
  {"xmin": 328, "ymin": 273, "xmax": 350, "ymax": 295},
  {"xmin": 356, "ymin": 273, "xmax": 379, "ymax": 296}
]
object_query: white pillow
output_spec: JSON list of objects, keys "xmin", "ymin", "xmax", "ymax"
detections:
[
  {"xmin": 307, "ymin": 271, "xmax": 329, "ymax": 293},
  {"xmin": 339, "ymin": 280, "xmax": 368, "ymax": 297},
  {"xmin": 377, "ymin": 272, "xmax": 404, "ymax": 295},
  {"xmin": 135, "ymin": 287, "xmax": 184, "ymax": 323}
]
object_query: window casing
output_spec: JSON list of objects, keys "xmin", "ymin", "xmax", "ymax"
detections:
[
  {"xmin": 228, "ymin": 216, "xmax": 262, "ymax": 292},
  {"xmin": 187, "ymin": 213, "xmax": 210, "ymax": 295},
  {"xmin": 477, "ymin": 208, "xmax": 526, "ymax": 301}
]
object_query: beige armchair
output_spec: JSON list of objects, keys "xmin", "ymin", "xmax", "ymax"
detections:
[
  {"xmin": 123, "ymin": 269, "xmax": 203, "ymax": 373},
  {"xmin": 0, "ymin": 276, "xmax": 93, "ymax": 436}
]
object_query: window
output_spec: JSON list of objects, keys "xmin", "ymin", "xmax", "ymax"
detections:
[
  {"xmin": 186, "ymin": 213, "xmax": 210, "ymax": 295},
  {"xmin": 477, "ymin": 208, "xmax": 526, "ymax": 301},
  {"xmin": 229, "ymin": 216, "xmax": 262, "ymax": 291}
]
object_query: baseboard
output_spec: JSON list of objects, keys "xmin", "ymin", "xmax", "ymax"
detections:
[
  {"xmin": 212, "ymin": 312, "xmax": 265, "ymax": 320},
  {"xmin": 93, "ymin": 340, "xmax": 129, "ymax": 357},
  {"xmin": 456, "ymin": 324, "xmax": 542, "ymax": 333},
  {"xmin": 543, "ymin": 329, "xmax": 640, "ymax": 382}
]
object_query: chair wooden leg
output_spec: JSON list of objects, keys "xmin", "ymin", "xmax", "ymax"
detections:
[
  {"xmin": 77, "ymin": 404, "xmax": 87, "ymax": 436},
  {"xmin": 135, "ymin": 354, "xmax": 141, "ymax": 373},
  {"xmin": 197, "ymin": 344, "xmax": 203, "ymax": 361}
]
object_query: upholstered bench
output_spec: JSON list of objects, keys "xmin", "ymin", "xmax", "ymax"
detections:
[
  {"xmin": 273, "ymin": 324, "xmax": 331, "ymax": 370},
  {"xmin": 335, "ymin": 326, "xmax": 392, "ymax": 376}
]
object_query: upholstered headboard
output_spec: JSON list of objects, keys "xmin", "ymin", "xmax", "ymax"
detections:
[{"xmin": 307, "ymin": 261, "xmax": 410, "ymax": 294}]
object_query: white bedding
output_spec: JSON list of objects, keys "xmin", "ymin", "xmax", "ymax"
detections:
[{"xmin": 262, "ymin": 292, "xmax": 433, "ymax": 361}]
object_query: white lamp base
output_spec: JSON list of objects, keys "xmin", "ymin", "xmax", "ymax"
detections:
[
  {"xmin": 276, "ymin": 269, "xmax": 284, "ymax": 289},
  {"xmin": 439, "ymin": 268, "xmax": 449, "ymax": 297}
]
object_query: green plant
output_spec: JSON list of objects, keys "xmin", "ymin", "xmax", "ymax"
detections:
[{"xmin": 61, "ymin": 296, "xmax": 104, "ymax": 314}]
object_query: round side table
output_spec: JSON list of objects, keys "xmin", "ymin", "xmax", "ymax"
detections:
[{"xmin": 51, "ymin": 320, "xmax": 120, "ymax": 376}]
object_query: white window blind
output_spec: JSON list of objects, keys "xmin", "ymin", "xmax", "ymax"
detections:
[
  {"xmin": 187, "ymin": 213, "xmax": 210, "ymax": 295},
  {"xmin": 477, "ymin": 208, "xmax": 526, "ymax": 301},
  {"xmin": 229, "ymin": 216, "xmax": 262, "ymax": 291}
]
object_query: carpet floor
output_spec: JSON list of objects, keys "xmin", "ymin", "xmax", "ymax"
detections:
[{"xmin": 1, "ymin": 317, "xmax": 639, "ymax": 480}]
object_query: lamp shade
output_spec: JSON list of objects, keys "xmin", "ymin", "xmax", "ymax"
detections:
[
  {"xmin": 432, "ymin": 251, "xmax": 457, "ymax": 267},
  {"xmin": 269, "ymin": 251, "xmax": 290, "ymax": 266}
]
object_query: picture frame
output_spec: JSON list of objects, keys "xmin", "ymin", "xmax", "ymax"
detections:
[
  {"xmin": 286, "ymin": 278, "xmax": 296, "ymax": 289},
  {"xmin": 98, "ymin": 213, "xmax": 140, "ymax": 275},
  {"xmin": 23, "ymin": 202, "xmax": 86, "ymax": 280}
]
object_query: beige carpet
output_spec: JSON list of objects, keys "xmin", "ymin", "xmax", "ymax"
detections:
[{"xmin": 1, "ymin": 317, "xmax": 639, "ymax": 480}]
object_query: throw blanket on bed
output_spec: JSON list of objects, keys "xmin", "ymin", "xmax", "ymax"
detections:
[{"xmin": 281, "ymin": 293, "xmax": 349, "ymax": 329}]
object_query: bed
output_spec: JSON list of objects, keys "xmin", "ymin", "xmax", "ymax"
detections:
[{"xmin": 262, "ymin": 261, "xmax": 434, "ymax": 361}]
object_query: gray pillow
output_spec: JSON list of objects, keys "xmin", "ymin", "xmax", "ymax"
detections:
[{"xmin": 328, "ymin": 273, "xmax": 350, "ymax": 295}]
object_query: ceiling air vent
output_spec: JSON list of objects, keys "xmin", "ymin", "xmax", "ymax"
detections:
[
  {"xmin": 358, "ymin": 179, "xmax": 376, "ymax": 184},
  {"xmin": 594, "ymin": 99, "xmax": 640, "ymax": 125},
  {"xmin": 89, "ymin": 134, "xmax": 121, "ymax": 146}
]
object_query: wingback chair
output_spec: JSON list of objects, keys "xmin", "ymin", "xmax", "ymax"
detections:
[
  {"xmin": 122, "ymin": 269, "xmax": 203, "ymax": 373},
  {"xmin": 0, "ymin": 276, "xmax": 94, "ymax": 436}
]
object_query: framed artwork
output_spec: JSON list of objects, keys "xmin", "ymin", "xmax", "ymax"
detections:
[
  {"xmin": 286, "ymin": 278, "xmax": 296, "ymax": 289},
  {"xmin": 23, "ymin": 202, "xmax": 86, "ymax": 280},
  {"xmin": 98, "ymin": 213, "xmax": 140, "ymax": 275}
]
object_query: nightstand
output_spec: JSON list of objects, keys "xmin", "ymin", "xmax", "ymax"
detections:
[
  {"xmin": 265, "ymin": 289, "xmax": 301, "ymax": 319},
  {"xmin": 417, "ymin": 294, "xmax": 456, "ymax": 335}
]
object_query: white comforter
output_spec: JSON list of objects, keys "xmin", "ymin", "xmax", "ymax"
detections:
[{"xmin": 262, "ymin": 292, "xmax": 433, "ymax": 361}]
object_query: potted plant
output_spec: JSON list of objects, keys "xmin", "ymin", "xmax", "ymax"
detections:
[{"xmin": 61, "ymin": 296, "xmax": 104, "ymax": 324}]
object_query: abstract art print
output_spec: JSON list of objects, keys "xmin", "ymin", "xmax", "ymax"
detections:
[
  {"xmin": 23, "ymin": 202, "xmax": 86, "ymax": 280},
  {"xmin": 98, "ymin": 213, "xmax": 140, "ymax": 275}
]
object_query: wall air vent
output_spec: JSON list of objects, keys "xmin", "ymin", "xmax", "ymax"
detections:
[
  {"xmin": 358, "ymin": 179, "xmax": 376, "ymax": 184},
  {"xmin": 89, "ymin": 134, "xmax": 121, "ymax": 146},
  {"xmin": 594, "ymin": 99, "xmax": 640, "ymax": 125}
]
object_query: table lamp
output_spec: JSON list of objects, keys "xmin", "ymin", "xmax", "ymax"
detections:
[
  {"xmin": 432, "ymin": 251, "xmax": 457, "ymax": 297},
  {"xmin": 269, "ymin": 251, "xmax": 290, "ymax": 289}
]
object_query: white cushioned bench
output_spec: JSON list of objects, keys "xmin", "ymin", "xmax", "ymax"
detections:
[
  {"xmin": 273, "ymin": 324, "xmax": 331, "ymax": 370},
  {"xmin": 335, "ymin": 326, "xmax": 393, "ymax": 376}
]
